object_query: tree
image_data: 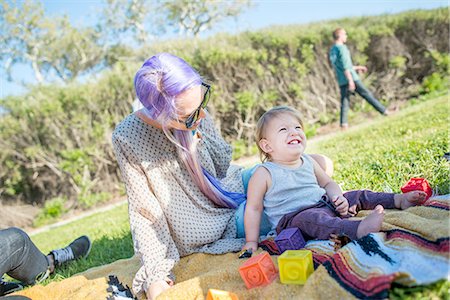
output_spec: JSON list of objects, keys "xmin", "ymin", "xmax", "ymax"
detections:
[
  {"xmin": 1, "ymin": 0, "xmax": 254, "ymax": 85},
  {"xmin": 159, "ymin": 0, "xmax": 253, "ymax": 37},
  {"xmin": 99, "ymin": 0, "xmax": 157, "ymax": 46},
  {"xmin": 1, "ymin": 0, "xmax": 47, "ymax": 83},
  {"xmin": 0, "ymin": 0, "xmax": 105, "ymax": 84},
  {"xmin": 43, "ymin": 18, "xmax": 106, "ymax": 82},
  {"xmin": 98, "ymin": 0, "xmax": 253, "ymax": 43}
]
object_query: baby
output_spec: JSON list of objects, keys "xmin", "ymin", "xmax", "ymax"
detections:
[{"xmin": 243, "ymin": 106, "xmax": 426, "ymax": 251}]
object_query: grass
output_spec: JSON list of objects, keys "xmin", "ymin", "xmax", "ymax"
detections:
[
  {"xmin": 308, "ymin": 95, "xmax": 449, "ymax": 195},
  {"xmin": 30, "ymin": 203, "xmax": 133, "ymax": 283},
  {"xmin": 19, "ymin": 95, "xmax": 449, "ymax": 298}
]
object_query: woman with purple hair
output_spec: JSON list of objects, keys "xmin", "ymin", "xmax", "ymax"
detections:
[{"xmin": 112, "ymin": 53, "xmax": 333, "ymax": 299}]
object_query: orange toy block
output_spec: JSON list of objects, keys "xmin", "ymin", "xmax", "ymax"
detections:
[
  {"xmin": 278, "ymin": 250, "xmax": 314, "ymax": 284},
  {"xmin": 238, "ymin": 252, "xmax": 278, "ymax": 289},
  {"xmin": 206, "ymin": 289, "xmax": 239, "ymax": 300}
]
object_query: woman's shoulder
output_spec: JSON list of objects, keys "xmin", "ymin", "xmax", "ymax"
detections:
[
  {"xmin": 112, "ymin": 113, "xmax": 175, "ymax": 162},
  {"xmin": 112, "ymin": 113, "xmax": 151, "ymax": 143}
]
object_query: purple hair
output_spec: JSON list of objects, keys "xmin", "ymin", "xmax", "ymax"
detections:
[
  {"xmin": 134, "ymin": 53, "xmax": 245, "ymax": 209},
  {"xmin": 134, "ymin": 53, "xmax": 202, "ymax": 121}
]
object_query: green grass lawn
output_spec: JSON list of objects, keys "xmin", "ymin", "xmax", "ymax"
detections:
[
  {"xmin": 31, "ymin": 203, "xmax": 133, "ymax": 283},
  {"xmin": 27, "ymin": 95, "xmax": 448, "ymax": 297},
  {"xmin": 308, "ymin": 95, "xmax": 449, "ymax": 195}
]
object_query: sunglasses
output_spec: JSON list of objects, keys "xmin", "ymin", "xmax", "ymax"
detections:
[{"xmin": 184, "ymin": 82, "xmax": 211, "ymax": 129}]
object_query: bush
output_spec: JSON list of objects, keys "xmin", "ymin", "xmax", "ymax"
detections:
[
  {"xmin": 421, "ymin": 72, "xmax": 448, "ymax": 94},
  {"xmin": 34, "ymin": 197, "xmax": 67, "ymax": 227}
]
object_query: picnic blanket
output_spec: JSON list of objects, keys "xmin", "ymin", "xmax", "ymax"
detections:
[{"xmin": 11, "ymin": 196, "xmax": 449, "ymax": 300}]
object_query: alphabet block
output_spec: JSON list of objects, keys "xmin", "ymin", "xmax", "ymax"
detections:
[
  {"xmin": 278, "ymin": 250, "xmax": 313, "ymax": 284},
  {"xmin": 275, "ymin": 228, "xmax": 306, "ymax": 253},
  {"xmin": 206, "ymin": 289, "xmax": 239, "ymax": 300},
  {"xmin": 239, "ymin": 252, "xmax": 278, "ymax": 289}
]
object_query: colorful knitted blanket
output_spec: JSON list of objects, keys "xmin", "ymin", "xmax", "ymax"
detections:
[{"xmin": 12, "ymin": 196, "xmax": 449, "ymax": 300}]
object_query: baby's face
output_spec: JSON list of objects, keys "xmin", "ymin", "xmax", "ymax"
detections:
[{"xmin": 260, "ymin": 113, "xmax": 307, "ymax": 162}]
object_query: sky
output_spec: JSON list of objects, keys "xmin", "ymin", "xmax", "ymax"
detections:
[{"xmin": 0, "ymin": 0, "xmax": 447, "ymax": 99}]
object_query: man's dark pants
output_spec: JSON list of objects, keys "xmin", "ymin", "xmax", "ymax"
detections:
[{"xmin": 339, "ymin": 80, "xmax": 386, "ymax": 126}]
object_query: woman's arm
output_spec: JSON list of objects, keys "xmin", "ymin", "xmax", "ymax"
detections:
[
  {"xmin": 243, "ymin": 167, "xmax": 270, "ymax": 251},
  {"xmin": 112, "ymin": 133, "xmax": 178, "ymax": 296}
]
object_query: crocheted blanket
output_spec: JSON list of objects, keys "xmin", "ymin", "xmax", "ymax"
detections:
[{"xmin": 13, "ymin": 196, "xmax": 449, "ymax": 300}]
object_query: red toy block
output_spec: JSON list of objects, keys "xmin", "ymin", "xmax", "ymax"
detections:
[
  {"xmin": 401, "ymin": 177, "xmax": 432, "ymax": 202},
  {"xmin": 206, "ymin": 289, "xmax": 239, "ymax": 300},
  {"xmin": 239, "ymin": 252, "xmax": 278, "ymax": 289}
]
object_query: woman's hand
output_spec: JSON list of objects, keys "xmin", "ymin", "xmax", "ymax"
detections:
[
  {"xmin": 332, "ymin": 195, "xmax": 349, "ymax": 216},
  {"xmin": 242, "ymin": 241, "xmax": 258, "ymax": 252},
  {"xmin": 147, "ymin": 277, "xmax": 174, "ymax": 300}
]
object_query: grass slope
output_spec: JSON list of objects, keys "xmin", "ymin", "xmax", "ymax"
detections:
[
  {"xmin": 26, "ymin": 95, "xmax": 448, "ymax": 297},
  {"xmin": 308, "ymin": 95, "xmax": 449, "ymax": 195}
]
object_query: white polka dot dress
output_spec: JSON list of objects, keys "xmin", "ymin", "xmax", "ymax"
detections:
[{"xmin": 112, "ymin": 112, "xmax": 245, "ymax": 295}]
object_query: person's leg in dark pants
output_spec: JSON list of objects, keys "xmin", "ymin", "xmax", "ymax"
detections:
[
  {"xmin": 344, "ymin": 189, "xmax": 427, "ymax": 214},
  {"xmin": 339, "ymin": 85, "xmax": 350, "ymax": 128},
  {"xmin": 0, "ymin": 227, "xmax": 49, "ymax": 285},
  {"xmin": 277, "ymin": 191, "xmax": 426, "ymax": 241},
  {"xmin": 354, "ymin": 80, "xmax": 386, "ymax": 114},
  {"xmin": 282, "ymin": 206, "xmax": 362, "ymax": 240},
  {"xmin": 0, "ymin": 227, "xmax": 91, "ymax": 296},
  {"xmin": 344, "ymin": 190, "xmax": 396, "ymax": 214}
]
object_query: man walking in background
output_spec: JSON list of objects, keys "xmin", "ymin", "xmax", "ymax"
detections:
[{"xmin": 329, "ymin": 28, "xmax": 388, "ymax": 130}]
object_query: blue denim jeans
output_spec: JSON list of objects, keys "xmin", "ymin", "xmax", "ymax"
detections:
[
  {"xmin": 0, "ymin": 227, "xmax": 49, "ymax": 285},
  {"xmin": 339, "ymin": 80, "xmax": 386, "ymax": 126}
]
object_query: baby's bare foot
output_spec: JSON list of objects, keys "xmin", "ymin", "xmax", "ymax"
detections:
[
  {"xmin": 394, "ymin": 191, "xmax": 427, "ymax": 210},
  {"xmin": 356, "ymin": 205, "xmax": 385, "ymax": 239}
]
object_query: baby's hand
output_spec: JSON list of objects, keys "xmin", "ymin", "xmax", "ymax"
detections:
[
  {"xmin": 332, "ymin": 195, "xmax": 349, "ymax": 216},
  {"xmin": 242, "ymin": 241, "xmax": 258, "ymax": 252}
]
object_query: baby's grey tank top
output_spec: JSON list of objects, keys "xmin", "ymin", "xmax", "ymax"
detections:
[{"xmin": 261, "ymin": 154, "xmax": 326, "ymax": 229}]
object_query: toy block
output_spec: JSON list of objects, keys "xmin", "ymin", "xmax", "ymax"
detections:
[
  {"xmin": 278, "ymin": 250, "xmax": 314, "ymax": 284},
  {"xmin": 239, "ymin": 252, "xmax": 278, "ymax": 289},
  {"xmin": 206, "ymin": 289, "xmax": 239, "ymax": 300},
  {"xmin": 275, "ymin": 228, "xmax": 306, "ymax": 253},
  {"xmin": 401, "ymin": 177, "xmax": 432, "ymax": 202}
]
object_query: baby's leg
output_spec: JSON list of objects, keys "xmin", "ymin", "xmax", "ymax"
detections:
[
  {"xmin": 394, "ymin": 191, "xmax": 427, "ymax": 210},
  {"xmin": 356, "ymin": 205, "xmax": 385, "ymax": 239},
  {"xmin": 344, "ymin": 190, "xmax": 396, "ymax": 216},
  {"xmin": 286, "ymin": 207, "xmax": 362, "ymax": 240}
]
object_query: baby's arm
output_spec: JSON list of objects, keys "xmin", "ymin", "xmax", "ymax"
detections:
[
  {"xmin": 312, "ymin": 159, "xmax": 349, "ymax": 216},
  {"xmin": 243, "ymin": 167, "xmax": 270, "ymax": 251}
]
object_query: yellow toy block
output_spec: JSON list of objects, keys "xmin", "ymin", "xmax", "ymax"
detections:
[
  {"xmin": 206, "ymin": 289, "xmax": 239, "ymax": 300},
  {"xmin": 277, "ymin": 250, "xmax": 314, "ymax": 284}
]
